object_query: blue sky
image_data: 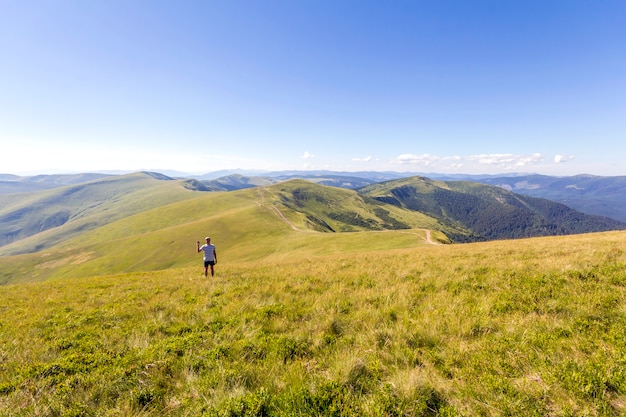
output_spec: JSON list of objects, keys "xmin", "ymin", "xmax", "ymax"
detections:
[{"xmin": 1, "ymin": 1, "xmax": 625, "ymax": 176}]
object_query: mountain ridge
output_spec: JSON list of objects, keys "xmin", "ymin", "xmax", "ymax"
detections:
[
  {"xmin": 0, "ymin": 172, "xmax": 196, "ymax": 255},
  {"xmin": 471, "ymin": 174, "xmax": 626, "ymax": 222},
  {"xmin": 359, "ymin": 176, "xmax": 626, "ymax": 242},
  {"xmin": 2, "ymin": 172, "xmax": 625, "ymax": 254},
  {"xmin": 2, "ymin": 173, "xmax": 625, "ymax": 285},
  {"xmin": 4, "ymin": 169, "xmax": 626, "ymax": 222}
]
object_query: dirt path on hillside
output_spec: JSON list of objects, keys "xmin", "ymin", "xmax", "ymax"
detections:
[
  {"xmin": 256, "ymin": 187, "xmax": 303, "ymax": 232},
  {"xmin": 270, "ymin": 203, "xmax": 441, "ymax": 245},
  {"xmin": 256, "ymin": 187, "xmax": 440, "ymax": 244},
  {"xmin": 270, "ymin": 205, "xmax": 300, "ymax": 231},
  {"xmin": 382, "ymin": 229, "xmax": 441, "ymax": 245},
  {"xmin": 424, "ymin": 229, "xmax": 440, "ymax": 245}
]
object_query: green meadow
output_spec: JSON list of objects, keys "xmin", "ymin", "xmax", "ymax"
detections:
[
  {"xmin": 0, "ymin": 179, "xmax": 447, "ymax": 285},
  {"xmin": 2, "ymin": 177, "xmax": 626, "ymax": 415},
  {"xmin": 2, "ymin": 229, "xmax": 626, "ymax": 416}
]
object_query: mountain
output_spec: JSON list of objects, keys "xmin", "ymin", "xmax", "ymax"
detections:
[
  {"xmin": 359, "ymin": 176, "xmax": 626, "ymax": 242},
  {"xmin": 0, "ymin": 173, "xmax": 112, "ymax": 194},
  {"xmin": 468, "ymin": 174, "xmax": 626, "ymax": 222},
  {"xmin": 261, "ymin": 179, "xmax": 446, "ymax": 234},
  {"xmin": 0, "ymin": 172, "xmax": 197, "ymax": 255},
  {"xmin": 268, "ymin": 170, "xmax": 412, "ymax": 182},
  {"xmin": 186, "ymin": 170, "xmax": 415, "ymax": 191},
  {"xmin": 193, "ymin": 171, "xmax": 626, "ymax": 223},
  {"xmin": 3, "ymin": 172, "xmax": 626, "ymax": 285},
  {"xmin": 5, "ymin": 170, "xmax": 626, "ymax": 223},
  {"xmin": 182, "ymin": 174, "xmax": 278, "ymax": 191},
  {"xmin": 186, "ymin": 173, "xmax": 379, "ymax": 192},
  {"xmin": 0, "ymin": 178, "xmax": 451, "ymax": 284},
  {"xmin": 3, "ymin": 172, "xmax": 625, "ymax": 257}
]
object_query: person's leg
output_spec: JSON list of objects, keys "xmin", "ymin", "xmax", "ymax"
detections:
[
  {"xmin": 210, "ymin": 264, "xmax": 215, "ymax": 277},
  {"xmin": 204, "ymin": 261, "xmax": 209, "ymax": 277}
]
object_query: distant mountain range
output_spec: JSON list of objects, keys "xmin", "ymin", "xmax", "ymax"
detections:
[
  {"xmin": 1, "ymin": 171, "xmax": 625, "ymax": 260},
  {"xmin": 0, "ymin": 173, "xmax": 111, "ymax": 194},
  {"xmin": 3, "ymin": 170, "xmax": 626, "ymax": 221},
  {"xmin": 470, "ymin": 174, "xmax": 626, "ymax": 223},
  {"xmin": 177, "ymin": 170, "xmax": 626, "ymax": 223},
  {"xmin": 359, "ymin": 176, "xmax": 626, "ymax": 242}
]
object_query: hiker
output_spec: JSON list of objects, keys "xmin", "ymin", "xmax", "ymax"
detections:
[{"xmin": 197, "ymin": 236, "xmax": 217, "ymax": 277}]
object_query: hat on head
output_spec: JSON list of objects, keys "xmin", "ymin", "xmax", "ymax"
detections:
[{"xmin": 205, "ymin": 236, "xmax": 210, "ymax": 240}]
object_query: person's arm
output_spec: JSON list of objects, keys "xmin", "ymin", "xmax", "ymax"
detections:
[
  {"xmin": 197, "ymin": 241, "xmax": 201, "ymax": 253},
  {"xmin": 213, "ymin": 248, "xmax": 217, "ymax": 263}
]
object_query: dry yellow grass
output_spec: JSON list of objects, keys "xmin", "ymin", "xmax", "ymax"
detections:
[{"xmin": 1, "ymin": 231, "xmax": 625, "ymax": 415}]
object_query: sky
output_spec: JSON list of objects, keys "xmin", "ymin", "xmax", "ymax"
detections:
[{"xmin": 1, "ymin": 1, "xmax": 625, "ymax": 177}]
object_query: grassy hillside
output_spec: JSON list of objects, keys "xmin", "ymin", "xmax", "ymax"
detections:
[
  {"xmin": 263, "ymin": 180, "xmax": 445, "ymax": 234},
  {"xmin": 0, "ymin": 180, "xmax": 447, "ymax": 285},
  {"xmin": 1, "ymin": 231, "xmax": 625, "ymax": 416},
  {"xmin": 0, "ymin": 172, "xmax": 198, "ymax": 256},
  {"xmin": 360, "ymin": 176, "xmax": 626, "ymax": 242},
  {"xmin": 3, "ymin": 174, "xmax": 624, "ymax": 286}
]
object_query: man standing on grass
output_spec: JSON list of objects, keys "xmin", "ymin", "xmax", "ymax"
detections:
[{"xmin": 197, "ymin": 236, "xmax": 217, "ymax": 277}]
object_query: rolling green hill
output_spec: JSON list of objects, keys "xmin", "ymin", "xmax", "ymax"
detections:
[
  {"xmin": 262, "ymin": 179, "xmax": 445, "ymax": 233},
  {"xmin": 0, "ymin": 172, "xmax": 198, "ymax": 256},
  {"xmin": 0, "ymin": 179, "xmax": 448, "ymax": 285},
  {"xmin": 359, "ymin": 176, "xmax": 626, "ymax": 242},
  {"xmin": 3, "ymin": 173, "xmax": 626, "ymax": 285}
]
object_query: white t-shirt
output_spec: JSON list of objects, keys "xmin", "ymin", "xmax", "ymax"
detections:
[{"xmin": 200, "ymin": 244, "xmax": 216, "ymax": 262}]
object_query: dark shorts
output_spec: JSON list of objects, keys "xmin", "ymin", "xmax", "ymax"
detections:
[{"xmin": 204, "ymin": 260, "xmax": 215, "ymax": 267}]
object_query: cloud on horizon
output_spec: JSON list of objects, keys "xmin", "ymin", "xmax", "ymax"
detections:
[
  {"xmin": 394, "ymin": 153, "xmax": 439, "ymax": 167},
  {"xmin": 554, "ymin": 154, "xmax": 575, "ymax": 163},
  {"xmin": 393, "ymin": 152, "xmax": 549, "ymax": 171},
  {"xmin": 467, "ymin": 153, "xmax": 544, "ymax": 167}
]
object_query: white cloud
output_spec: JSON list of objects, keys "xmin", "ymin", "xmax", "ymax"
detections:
[
  {"xmin": 352, "ymin": 156, "xmax": 372, "ymax": 162},
  {"xmin": 467, "ymin": 153, "xmax": 543, "ymax": 168},
  {"xmin": 516, "ymin": 153, "xmax": 544, "ymax": 167},
  {"xmin": 301, "ymin": 151, "xmax": 315, "ymax": 159},
  {"xmin": 467, "ymin": 153, "xmax": 514, "ymax": 165},
  {"xmin": 395, "ymin": 153, "xmax": 438, "ymax": 166},
  {"xmin": 554, "ymin": 154, "xmax": 575, "ymax": 163},
  {"xmin": 392, "ymin": 153, "xmax": 466, "ymax": 171},
  {"xmin": 391, "ymin": 152, "xmax": 547, "ymax": 172}
]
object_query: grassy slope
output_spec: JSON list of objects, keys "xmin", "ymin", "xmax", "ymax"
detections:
[
  {"xmin": 360, "ymin": 176, "xmax": 626, "ymax": 241},
  {"xmin": 0, "ymin": 172, "xmax": 198, "ymax": 256},
  {"xmin": 1, "ymin": 231, "xmax": 625, "ymax": 416},
  {"xmin": 260, "ymin": 180, "xmax": 441, "ymax": 232},
  {"xmin": 4, "ymin": 178, "xmax": 626, "ymax": 415},
  {"xmin": 0, "ymin": 181, "xmax": 446, "ymax": 285}
]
